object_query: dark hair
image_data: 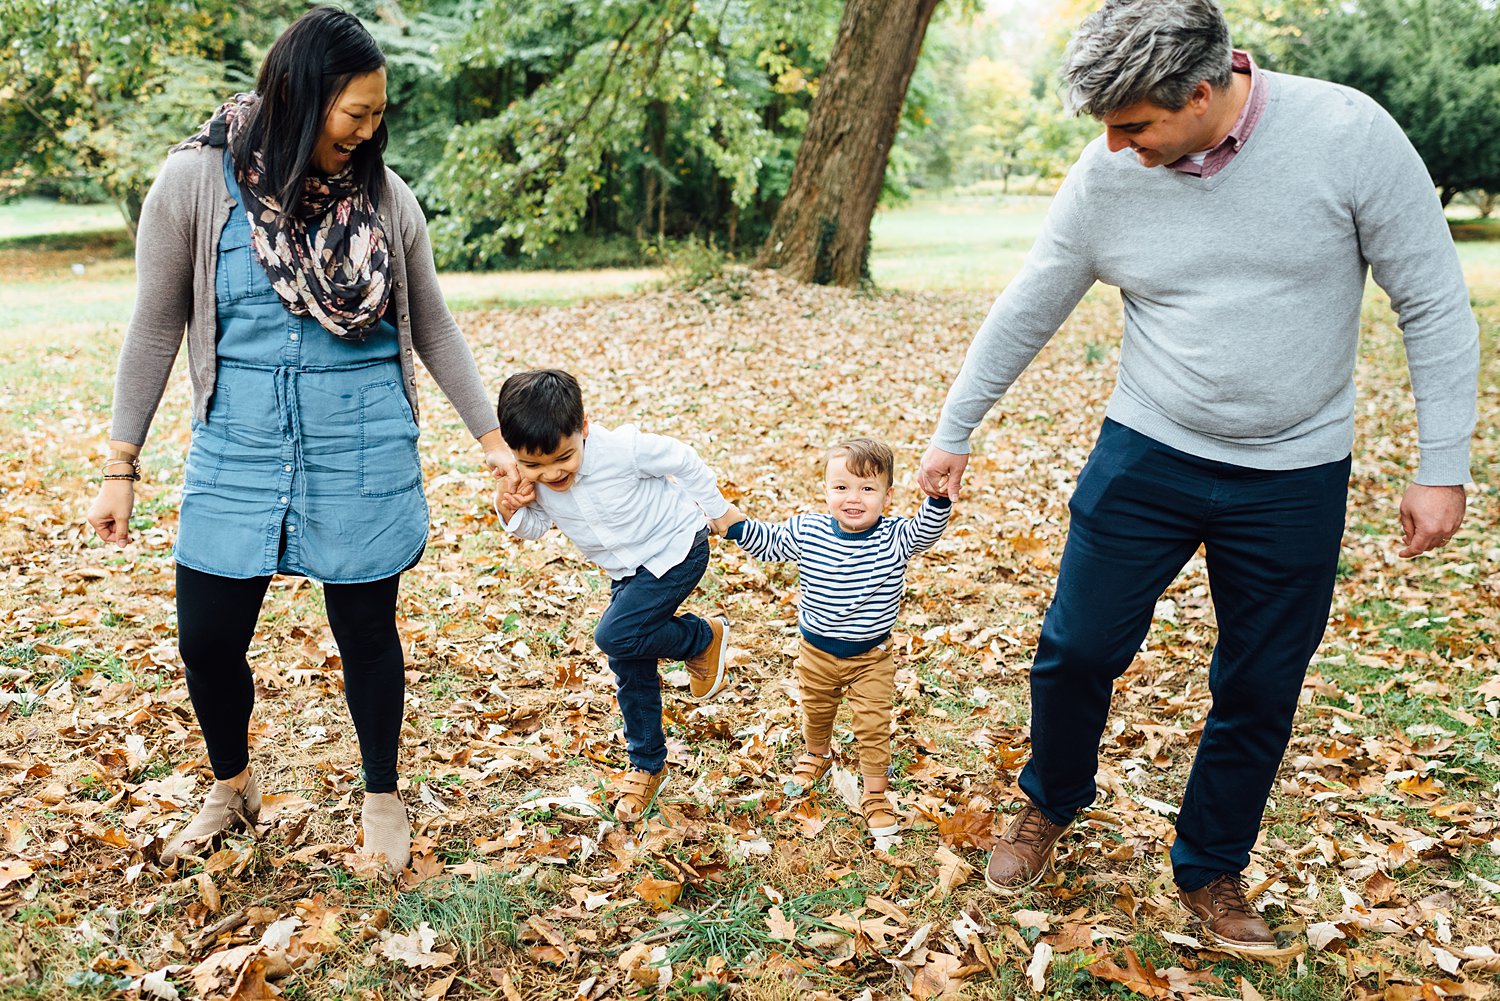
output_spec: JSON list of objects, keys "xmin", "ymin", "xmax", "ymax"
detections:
[
  {"xmin": 232, "ymin": 6, "xmax": 388, "ymax": 217},
  {"xmin": 826, "ymin": 438, "xmax": 894, "ymax": 487},
  {"xmin": 496, "ymin": 370, "xmax": 586, "ymax": 454}
]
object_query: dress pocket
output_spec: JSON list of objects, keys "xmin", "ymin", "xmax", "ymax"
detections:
[
  {"xmin": 358, "ymin": 379, "xmax": 422, "ymax": 497},
  {"xmin": 216, "ymin": 225, "xmax": 277, "ymax": 303}
]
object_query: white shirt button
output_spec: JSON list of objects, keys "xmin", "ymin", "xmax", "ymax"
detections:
[
  {"xmin": 287, "ymin": 525, "xmax": 297, "ymax": 533},
  {"xmin": 289, "ymin": 332, "xmax": 299, "ymax": 341},
  {"xmin": 279, "ymin": 496, "xmax": 289, "ymax": 504},
  {"xmin": 283, "ymin": 464, "xmax": 292, "ymax": 472}
]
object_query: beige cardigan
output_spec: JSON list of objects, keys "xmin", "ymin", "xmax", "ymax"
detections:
[{"xmin": 109, "ymin": 143, "xmax": 498, "ymax": 446}]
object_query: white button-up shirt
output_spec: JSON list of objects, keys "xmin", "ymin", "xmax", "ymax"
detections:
[{"xmin": 501, "ymin": 423, "xmax": 730, "ymax": 579}]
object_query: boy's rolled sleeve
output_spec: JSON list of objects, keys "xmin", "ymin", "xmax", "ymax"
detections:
[
  {"xmin": 631, "ymin": 429, "xmax": 730, "ymax": 518},
  {"xmin": 497, "ymin": 500, "xmax": 552, "ymax": 539}
]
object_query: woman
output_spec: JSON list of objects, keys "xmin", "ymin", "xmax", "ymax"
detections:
[{"xmin": 86, "ymin": 7, "xmax": 510, "ymax": 872}]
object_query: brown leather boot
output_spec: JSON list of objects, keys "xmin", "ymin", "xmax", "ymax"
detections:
[
  {"xmin": 1178, "ymin": 873, "xmax": 1276, "ymax": 951},
  {"xmin": 983, "ymin": 803, "xmax": 1069, "ymax": 893}
]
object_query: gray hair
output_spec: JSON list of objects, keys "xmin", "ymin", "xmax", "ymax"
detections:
[{"xmin": 1062, "ymin": 0, "xmax": 1233, "ymax": 118}]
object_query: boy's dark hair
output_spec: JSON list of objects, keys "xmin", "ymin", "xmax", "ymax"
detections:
[
  {"xmin": 234, "ymin": 7, "xmax": 389, "ymax": 217},
  {"xmin": 826, "ymin": 438, "xmax": 894, "ymax": 487},
  {"xmin": 496, "ymin": 369, "xmax": 586, "ymax": 454}
]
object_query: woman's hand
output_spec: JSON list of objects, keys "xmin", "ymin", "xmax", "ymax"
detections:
[
  {"xmin": 88, "ymin": 480, "xmax": 136, "ymax": 546},
  {"xmin": 494, "ymin": 479, "xmax": 536, "ymax": 522},
  {"xmin": 479, "ymin": 429, "xmax": 520, "ymax": 494}
]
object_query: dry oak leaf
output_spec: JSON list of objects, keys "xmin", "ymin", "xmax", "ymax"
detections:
[
  {"xmin": 767, "ymin": 905, "xmax": 797, "ymax": 941},
  {"xmin": 913, "ymin": 951, "xmax": 974, "ymax": 1000},
  {"xmin": 936, "ymin": 807, "xmax": 998, "ymax": 850},
  {"xmin": 633, "ymin": 876, "xmax": 684, "ymax": 911},
  {"xmin": 1085, "ymin": 947, "xmax": 1175, "ymax": 998},
  {"xmin": 225, "ymin": 957, "xmax": 281, "ymax": 1001},
  {"xmin": 931, "ymin": 845, "xmax": 975, "ymax": 897},
  {"xmin": 381, "ymin": 922, "xmax": 455, "ymax": 970}
]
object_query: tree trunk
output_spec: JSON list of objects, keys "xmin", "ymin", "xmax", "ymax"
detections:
[{"xmin": 755, "ymin": 0, "xmax": 942, "ymax": 286}]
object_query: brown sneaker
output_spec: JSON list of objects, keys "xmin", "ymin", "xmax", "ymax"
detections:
[
  {"xmin": 612, "ymin": 766, "xmax": 669, "ymax": 822},
  {"xmin": 787, "ymin": 751, "xmax": 834, "ymax": 794},
  {"xmin": 161, "ymin": 772, "xmax": 261, "ymax": 864},
  {"xmin": 861, "ymin": 791, "xmax": 900, "ymax": 838},
  {"xmin": 1179, "ymin": 873, "xmax": 1277, "ymax": 951},
  {"xmin": 983, "ymin": 803, "xmax": 1069, "ymax": 894},
  {"xmin": 685, "ymin": 616, "xmax": 730, "ymax": 700}
]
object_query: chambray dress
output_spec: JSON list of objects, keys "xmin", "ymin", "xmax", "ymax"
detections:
[{"xmin": 173, "ymin": 153, "xmax": 428, "ymax": 583}]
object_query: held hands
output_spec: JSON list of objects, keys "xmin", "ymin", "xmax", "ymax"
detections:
[
  {"xmin": 495, "ymin": 479, "xmax": 536, "ymax": 523},
  {"xmin": 708, "ymin": 503, "xmax": 746, "ymax": 537},
  {"xmin": 87, "ymin": 480, "xmax": 136, "ymax": 547},
  {"xmin": 917, "ymin": 445, "xmax": 969, "ymax": 501},
  {"xmin": 1397, "ymin": 483, "xmax": 1465, "ymax": 558}
]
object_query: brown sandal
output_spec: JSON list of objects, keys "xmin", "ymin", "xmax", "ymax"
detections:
[
  {"xmin": 788, "ymin": 751, "xmax": 833, "ymax": 793},
  {"xmin": 861, "ymin": 791, "xmax": 900, "ymax": 838}
]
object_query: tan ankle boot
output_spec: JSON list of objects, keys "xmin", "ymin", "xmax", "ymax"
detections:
[
  {"xmin": 361, "ymin": 792, "xmax": 411, "ymax": 872},
  {"xmin": 161, "ymin": 773, "xmax": 261, "ymax": 863}
]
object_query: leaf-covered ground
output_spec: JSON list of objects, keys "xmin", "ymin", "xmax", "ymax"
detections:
[{"xmin": 1, "ymin": 266, "xmax": 1498, "ymax": 1001}]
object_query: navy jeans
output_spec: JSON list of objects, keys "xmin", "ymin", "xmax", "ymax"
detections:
[
  {"xmin": 593, "ymin": 531, "xmax": 713, "ymax": 774},
  {"xmin": 1018, "ymin": 420, "xmax": 1349, "ymax": 891}
]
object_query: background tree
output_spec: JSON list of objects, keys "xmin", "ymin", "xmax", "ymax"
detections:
[
  {"xmin": 1271, "ymin": 0, "xmax": 1500, "ymax": 206},
  {"xmin": 753, "ymin": 0, "xmax": 944, "ymax": 286},
  {"xmin": 0, "ymin": 0, "xmax": 272, "ymax": 237},
  {"xmin": 422, "ymin": 0, "xmax": 841, "ymax": 268}
]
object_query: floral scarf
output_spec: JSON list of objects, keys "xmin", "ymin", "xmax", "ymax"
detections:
[{"xmin": 173, "ymin": 93, "xmax": 392, "ymax": 340}]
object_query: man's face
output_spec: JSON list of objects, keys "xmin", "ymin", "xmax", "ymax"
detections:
[{"xmin": 1100, "ymin": 81, "xmax": 1216, "ymax": 168}]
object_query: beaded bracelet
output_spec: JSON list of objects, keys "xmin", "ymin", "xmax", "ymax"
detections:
[{"xmin": 103, "ymin": 457, "xmax": 141, "ymax": 482}]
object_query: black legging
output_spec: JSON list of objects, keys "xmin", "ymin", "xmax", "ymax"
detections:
[{"xmin": 175, "ymin": 563, "xmax": 406, "ymax": 793}]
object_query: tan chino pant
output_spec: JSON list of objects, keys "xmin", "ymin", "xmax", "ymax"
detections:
[{"xmin": 797, "ymin": 638, "xmax": 895, "ymax": 780}]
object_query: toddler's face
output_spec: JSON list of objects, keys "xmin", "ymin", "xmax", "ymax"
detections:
[
  {"xmin": 823, "ymin": 456, "xmax": 894, "ymax": 534},
  {"xmin": 515, "ymin": 423, "xmax": 587, "ymax": 492}
]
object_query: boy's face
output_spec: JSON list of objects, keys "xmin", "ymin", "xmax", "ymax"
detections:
[
  {"xmin": 823, "ymin": 455, "xmax": 894, "ymax": 533},
  {"xmin": 515, "ymin": 419, "xmax": 588, "ymax": 492}
]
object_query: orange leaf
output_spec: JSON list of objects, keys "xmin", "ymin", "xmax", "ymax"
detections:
[{"xmin": 633, "ymin": 877, "xmax": 683, "ymax": 911}]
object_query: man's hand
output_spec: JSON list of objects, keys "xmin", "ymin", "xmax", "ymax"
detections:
[
  {"xmin": 917, "ymin": 445, "xmax": 970, "ymax": 501},
  {"xmin": 709, "ymin": 503, "xmax": 746, "ymax": 537},
  {"xmin": 495, "ymin": 479, "xmax": 536, "ymax": 523},
  {"xmin": 1398, "ymin": 483, "xmax": 1465, "ymax": 557}
]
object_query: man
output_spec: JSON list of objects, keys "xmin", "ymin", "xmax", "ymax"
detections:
[{"xmin": 917, "ymin": 0, "xmax": 1477, "ymax": 951}]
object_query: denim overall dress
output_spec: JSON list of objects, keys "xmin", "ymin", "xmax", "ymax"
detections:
[{"xmin": 174, "ymin": 152, "xmax": 428, "ymax": 583}]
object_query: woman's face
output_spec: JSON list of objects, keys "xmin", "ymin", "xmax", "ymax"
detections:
[{"xmin": 311, "ymin": 67, "xmax": 388, "ymax": 175}]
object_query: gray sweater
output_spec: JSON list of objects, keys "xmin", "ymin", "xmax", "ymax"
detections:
[
  {"xmin": 109, "ymin": 144, "xmax": 499, "ymax": 446},
  {"xmin": 932, "ymin": 71, "xmax": 1479, "ymax": 485}
]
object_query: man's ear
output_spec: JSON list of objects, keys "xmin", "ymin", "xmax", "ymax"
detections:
[
  {"xmin": 581, "ymin": 415, "xmax": 590, "ymax": 439},
  {"xmin": 1189, "ymin": 79, "xmax": 1214, "ymax": 114}
]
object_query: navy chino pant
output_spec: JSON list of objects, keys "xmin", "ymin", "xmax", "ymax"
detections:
[
  {"xmin": 593, "ymin": 531, "xmax": 713, "ymax": 774},
  {"xmin": 1018, "ymin": 419, "xmax": 1350, "ymax": 891}
]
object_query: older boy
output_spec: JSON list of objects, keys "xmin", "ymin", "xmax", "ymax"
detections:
[
  {"xmin": 494, "ymin": 369, "xmax": 732, "ymax": 821},
  {"xmin": 717, "ymin": 439, "xmax": 950, "ymax": 838}
]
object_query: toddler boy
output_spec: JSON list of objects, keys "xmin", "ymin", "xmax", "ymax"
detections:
[
  {"xmin": 715, "ymin": 438, "xmax": 950, "ymax": 837},
  {"xmin": 494, "ymin": 369, "xmax": 732, "ymax": 820}
]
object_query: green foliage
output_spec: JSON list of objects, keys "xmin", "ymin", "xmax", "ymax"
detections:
[
  {"xmin": 0, "ymin": 0, "xmax": 280, "ymax": 232},
  {"xmin": 424, "ymin": 0, "xmax": 841, "ymax": 267},
  {"xmin": 1273, "ymin": 0, "xmax": 1500, "ymax": 204}
]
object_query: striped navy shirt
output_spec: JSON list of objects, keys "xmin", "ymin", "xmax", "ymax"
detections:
[{"xmin": 727, "ymin": 497, "xmax": 951, "ymax": 657}]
